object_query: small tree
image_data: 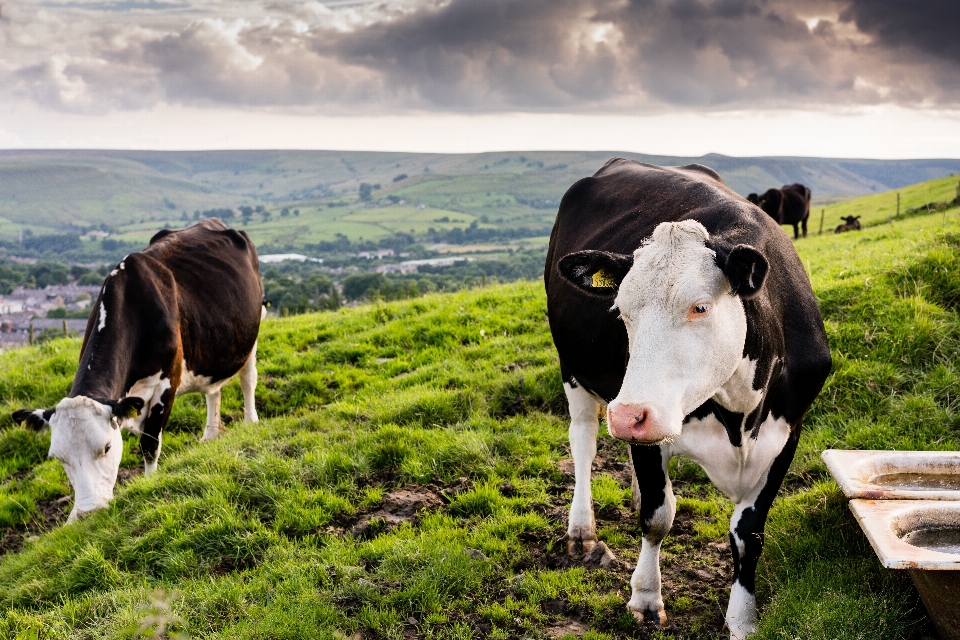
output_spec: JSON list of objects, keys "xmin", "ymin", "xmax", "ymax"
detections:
[
  {"xmin": 280, "ymin": 207, "xmax": 290, "ymax": 217},
  {"xmin": 359, "ymin": 183, "xmax": 373, "ymax": 202}
]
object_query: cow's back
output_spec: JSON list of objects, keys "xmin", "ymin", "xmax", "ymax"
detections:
[{"xmin": 144, "ymin": 219, "xmax": 262, "ymax": 381}]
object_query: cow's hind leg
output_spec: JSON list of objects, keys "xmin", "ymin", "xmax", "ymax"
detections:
[
  {"xmin": 801, "ymin": 216, "xmax": 808, "ymax": 238},
  {"xmin": 240, "ymin": 341, "xmax": 259, "ymax": 424},
  {"xmin": 725, "ymin": 432, "xmax": 799, "ymax": 640},
  {"xmin": 200, "ymin": 389, "xmax": 222, "ymax": 442},
  {"xmin": 627, "ymin": 444, "xmax": 675, "ymax": 626},
  {"xmin": 564, "ymin": 380, "xmax": 599, "ymax": 555}
]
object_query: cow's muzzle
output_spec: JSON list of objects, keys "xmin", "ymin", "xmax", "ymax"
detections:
[{"xmin": 607, "ymin": 402, "xmax": 678, "ymax": 444}]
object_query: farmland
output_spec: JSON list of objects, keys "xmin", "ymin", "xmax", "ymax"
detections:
[
  {"xmin": 2, "ymin": 150, "xmax": 960, "ymax": 254},
  {"xmin": 0, "ymin": 181, "xmax": 958, "ymax": 638}
]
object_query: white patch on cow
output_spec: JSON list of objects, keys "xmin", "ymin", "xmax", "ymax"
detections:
[
  {"xmin": 726, "ymin": 582, "xmax": 757, "ymax": 640},
  {"xmin": 179, "ymin": 361, "xmax": 227, "ymax": 395},
  {"xmin": 671, "ymin": 412, "xmax": 790, "ymax": 504},
  {"xmin": 32, "ymin": 409, "xmax": 47, "ymax": 425},
  {"xmin": 607, "ymin": 220, "xmax": 748, "ymax": 443},
  {"xmin": 713, "ymin": 356, "xmax": 764, "ymax": 416},
  {"xmin": 109, "ymin": 260, "xmax": 126, "ymax": 277},
  {"xmin": 97, "ymin": 302, "xmax": 107, "ymax": 332},
  {"xmin": 46, "ymin": 396, "xmax": 124, "ymax": 522},
  {"xmin": 564, "ymin": 381, "xmax": 600, "ymax": 553},
  {"xmin": 123, "ymin": 371, "xmax": 172, "ymax": 434}
]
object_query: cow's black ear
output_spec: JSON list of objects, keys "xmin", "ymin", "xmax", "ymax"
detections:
[
  {"xmin": 108, "ymin": 397, "xmax": 145, "ymax": 419},
  {"xmin": 718, "ymin": 244, "xmax": 768, "ymax": 299},
  {"xmin": 558, "ymin": 250, "xmax": 633, "ymax": 295},
  {"xmin": 12, "ymin": 408, "xmax": 54, "ymax": 430}
]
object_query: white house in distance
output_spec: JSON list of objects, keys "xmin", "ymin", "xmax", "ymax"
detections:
[{"xmin": 259, "ymin": 254, "xmax": 323, "ymax": 264}]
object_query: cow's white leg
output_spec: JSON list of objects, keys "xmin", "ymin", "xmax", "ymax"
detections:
[
  {"xmin": 627, "ymin": 444, "xmax": 674, "ymax": 626},
  {"xmin": 564, "ymin": 381, "xmax": 599, "ymax": 555},
  {"xmin": 144, "ymin": 431, "xmax": 161, "ymax": 475},
  {"xmin": 200, "ymin": 389, "xmax": 222, "ymax": 441},
  {"xmin": 240, "ymin": 341, "xmax": 259, "ymax": 423}
]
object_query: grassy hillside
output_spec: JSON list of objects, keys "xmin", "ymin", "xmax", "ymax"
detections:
[{"xmin": 0, "ymin": 199, "xmax": 958, "ymax": 637}]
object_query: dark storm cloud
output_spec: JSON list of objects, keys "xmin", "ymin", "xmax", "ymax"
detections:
[
  {"xmin": 5, "ymin": 0, "xmax": 960, "ymax": 113},
  {"xmin": 841, "ymin": 0, "xmax": 960, "ymax": 65}
]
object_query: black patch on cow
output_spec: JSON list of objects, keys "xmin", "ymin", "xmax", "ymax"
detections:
[
  {"xmin": 12, "ymin": 408, "xmax": 55, "ymax": 430},
  {"xmin": 557, "ymin": 250, "xmax": 634, "ymax": 296},
  {"xmin": 630, "ymin": 443, "xmax": 668, "ymax": 534}
]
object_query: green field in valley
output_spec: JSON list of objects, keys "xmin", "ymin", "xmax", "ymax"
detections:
[{"xmin": 0, "ymin": 183, "xmax": 958, "ymax": 638}]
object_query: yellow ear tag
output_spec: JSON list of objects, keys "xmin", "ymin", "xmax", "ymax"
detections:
[{"xmin": 591, "ymin": 269, "xmax": 615, "ymax": 288}]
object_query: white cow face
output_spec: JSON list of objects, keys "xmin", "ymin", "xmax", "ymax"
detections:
[
  {"xmin": 15, "ymin": 395, "xmax": 143, "ymax": 522},
  {"xmin": 558, "ymin": 220, "xmax": 768, "ymax": 445}
]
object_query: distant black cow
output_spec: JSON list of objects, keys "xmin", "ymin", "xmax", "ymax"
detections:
[
  {"xmin": 13, "ymin": 219, "xmax": 264, "ymax": 521},
  {"xmin": 545, "ymin": 159, "xmax": 831, "ymax": 639},
  {"xmin": 756, "ymin": 184, "xmax": 812, "ymax": 239},
  {"xmin": 746, "ymin": 193, "xmax": 760, "ymax": 205},
  {"xmin": 834, "ymin": 215, "xmax": 862, "ymax": 233}
]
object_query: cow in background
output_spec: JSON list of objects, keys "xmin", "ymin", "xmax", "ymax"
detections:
[
  {"xmin": 756, "ymin": 184, "xmax": 812, "ymax": 239},
  {"xmin": 13, "ymin": 219, "xmax": 264, "ymax": 522},
  {"xmin": 834, "ymin": 215, "xmax": 862, "ymax": 233}
]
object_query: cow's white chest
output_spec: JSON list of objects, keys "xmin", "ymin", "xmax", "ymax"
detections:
[
  {"xmin": 179, "ymin": 360, "xmax": 227, "ymax": 395},
  {"xmin": 670, "ymin": 411, "xmax": 790, "ymax": 503}
]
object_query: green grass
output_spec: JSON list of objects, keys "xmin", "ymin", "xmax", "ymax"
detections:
[
  {"xmin": 817, "ymin": 173, "xmax": 960, "ymax": 230},
  {"xmin": 0, "ymin": 190, "xmax": 958, "ymax": 637}
]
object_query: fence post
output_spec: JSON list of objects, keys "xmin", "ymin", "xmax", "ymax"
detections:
[
  {"xmin": 819, "ymin": 209, "xmax": 825, "ymax": 235},
  {"xmin": 896, "ymin": 192, "xmax": 900, "ymax": 219},
  {"xmin": 29, "ymin": 323, "xmax": 34, "ymax": 345},
  {"xmin": 63, "ymin": 319, "xmax": 68, "ymax": 336}
]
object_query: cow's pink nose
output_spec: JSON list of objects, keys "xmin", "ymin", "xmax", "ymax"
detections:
[{"xmin": 607, "ymin": 402, "xmax": 674, "ymax": 443}]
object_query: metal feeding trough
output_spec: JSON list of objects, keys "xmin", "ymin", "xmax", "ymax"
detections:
[
  {"xmin": 822, "ymin": 449, "xmax": 960, "ymax": 500},
  {"xmin": 850, "ymin": 500, "xmax": 960, "ymax": 640},
  {"xmin": 822, "ymin": 450, "xmax": 960, "ymax": 640}
]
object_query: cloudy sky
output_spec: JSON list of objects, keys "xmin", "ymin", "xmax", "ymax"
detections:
[{"xmin": 2, "ymin": 0, "xmax": 959, "ymax": 156}]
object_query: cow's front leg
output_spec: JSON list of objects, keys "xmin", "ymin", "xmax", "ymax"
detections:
[
  {"xmin": 141, "ymin": 388, "xmax": 174, "ymax": 475},
  {"xmin": 564, "ymin": 381, "xmax": 600, "ymax": 555},
  {"xmin": 627, "ymin": 443, "xmax": 675, "ymax": 626},
  {"xmin": 726, "ymin": 432, "xmax": 798, "ymax": 640},
  {"xmin": 200, "ymin": 389, "xmax": 222, "ymax": 441}
]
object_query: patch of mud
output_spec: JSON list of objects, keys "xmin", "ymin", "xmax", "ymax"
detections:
[
  {"xmin": 349, "ymin": 487, "xmax": 445, "ymax": 538},
  {"xmin": 0, "ymin": 494, "xmax": 70, "ymax": 557}
]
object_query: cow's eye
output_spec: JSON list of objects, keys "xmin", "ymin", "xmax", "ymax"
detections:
[
  {"xmin": 687, "ymin": 302, "xmax": 711, "ymax": 320},
  {"xmin": 103, "ymin": 442, "xmax": 112, "ymax": 456}
]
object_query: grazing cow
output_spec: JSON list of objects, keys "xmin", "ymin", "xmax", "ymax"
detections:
[
  {"xmin": 13, "ymin": 219, "xmax": 263, "ymax": 522},
  {"xmin": 834, "ymin": 215, "xmax": 862, "ymax": 233},
  {"xmin": 545, "ymin": 160, "xmax": 831, "ymax": 639},
  {"xmin": 756, "ymin": 184, "xmax": 812, "ymax": 239}
]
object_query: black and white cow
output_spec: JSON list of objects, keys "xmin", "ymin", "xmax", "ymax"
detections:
[
  {"xmin": 545, "ymin": 160, "xmax": 831, "ymax": 639},
  {"xmin": 13, "ymin": 219, "xmax": 264, "ymax": 522}
]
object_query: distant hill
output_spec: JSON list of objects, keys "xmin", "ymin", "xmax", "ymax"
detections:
[{"xmin": 0, "ymin": 149, "xmax": 958, "ymax": 242}]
